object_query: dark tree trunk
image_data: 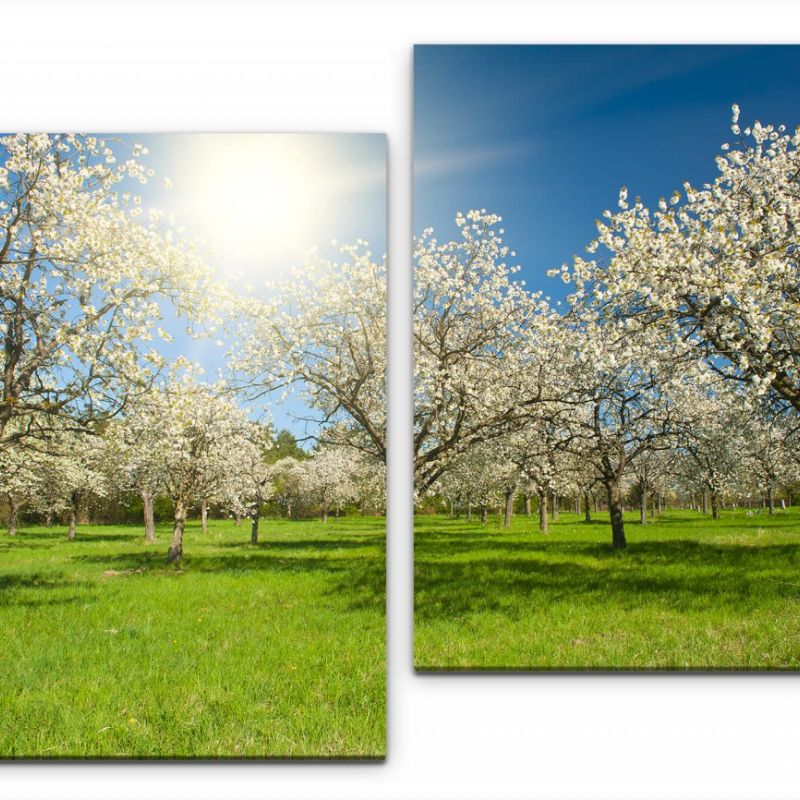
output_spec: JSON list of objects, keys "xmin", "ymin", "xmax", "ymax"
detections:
[
  {"xmin": 605, "ymin": 478, "xmax": 627, "ymax": 549},
  {"xmin": 480, "ymin": 504, "xmax": 488, "ymax": 524},
  {"xmin": 524, "ymin": 493, "xmax": 531, "ymax": 517},
  {"xmin": 702, "ymin": 489, "xmax": 708, "ymax": 515},
  {"xmin": 167, "ymin": 499, "xmax": 187, "ymax": 563},
  {"xmin": 767, "ymin": 486, "xmax": 775, "ymax": 515},
  {"xmin": 538, "ymin": 490, "xmax": 548, "ymax": 534},
  {"xmin": 200, "ymin": 498, "xmax": 208, "ymax": 534},
  {"xmin": 7, "ymin": 494, "xmax": 18, "ymax": 536},
  {"xmin": 67, "ymin": 491, "xmax": 79, "ymax": 541},
  {"xmin": 142, "ymin": 490, "xmax": 156, "ymax": 543},
  {"xmin": 639, "ymin": 484, "xmax": 647, "ymax": 525},
  {"xmin": 583, "ymin": 491, "xmax": 591, "ymax": 523},
  {"xmin": 711, "ymin": 491, "xmax": 720, "ymax": 520},
  {"xmin": 250, "ymin": 509, "xmax": 259, "ymax": 544},
  {"xmin": 503, "ymin": 489, "xmax": 514, "ymax": 528}
]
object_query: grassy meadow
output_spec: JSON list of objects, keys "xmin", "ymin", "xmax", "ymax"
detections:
[
  {"xmin": 415, "ymin": 507, "xmax": 800, "ymax": 670},
  {"xmin": 0, "ymin": 517, "xmax": 385, "ymax": 758}
]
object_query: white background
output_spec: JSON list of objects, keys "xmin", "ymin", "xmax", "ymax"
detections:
[{"xmin": 3, "ymin": 1, "xmax": 800, "ymax": 798}]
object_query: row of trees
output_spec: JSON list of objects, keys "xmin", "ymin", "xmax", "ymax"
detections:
[
  {"xmin": 414, "ymin": 107, "xmax": 800, "ymax": 548},
  {"xmin": 1, "ymin": 381, "xmax": 385, "ymax": 561},
  {"xmin": 430, "ymin": 390, "xmax": 799, "ymax": 531}
]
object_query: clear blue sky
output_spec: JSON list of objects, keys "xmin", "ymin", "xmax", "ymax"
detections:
[{"xmin": 414, "ymin": 45, "xmax": 800, "ymax": 302}]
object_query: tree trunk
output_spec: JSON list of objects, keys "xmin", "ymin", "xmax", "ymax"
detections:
[
  {"xmin": 650, "ymin": 493, "xmax": 656, "ymax": 519},
  {"xmin": 524, "ymin": 493, "xmax": 531, "ymax": 517},
  {"xmin": 234, "ymin": 511, "xmax": 242, "ymax": 526},
  {"xmin": 167, "ymin": 499, "xmax": 187, "ymax": 563},
  {"xmin": 538, "ymin": 490, "xmax": 548, "ymax": 534},
  {"xmin": 322, "ymin": 508, "xmax": 328, "ymax": 524},
  {"xmin": 702, "ymin": 489, "xmax": 708, "ymax": 515},
  {"xmin": 466, "ymin": 503, "xmax": 472, "ymax": 521},
  {"xmin": 605, "ymin": 478, "xmax": 627, "ymax": 549},
  {"xmin": 583, "ymin": 491, "xmax": 591, "ymax": 523},
  {"xmin": 142, "ymin": 490, "xmax": 156, "ymax": 543},
  {"xmin": 594, "ymin": 495, "xmax": 600, "ymax": 513},
  {"xmin": 639, "ymin": 485, "xmax": 647, "ymax": 525},
  {"xmin": 7, "ymin": 494, "xmax": 18, "ymax": 536},
  {"xmin": 200, "ymin": 498, "xmax": 208, "ymax": 534},
  {"xmin": 767, "ymin": 486, "xmax": 775, "ymax": 515},
  {"xmin": 711, "ymin": 491, "xmax": 720, "ymax": 520},
  {"xmin": 250, "ymin": 509, "xmax": 259, "ymax": 544},
  {"xmin": 480, "ymin": 504, "xmax": 488, "ymax": 524},
  {"xmin": 551, "ymin": 492, "xmax": 559, "ymax": 521},
  {"xmin": 67, "ymin": 491, "xmax": 78, "ymax": 541},
  {"xmin": 503, "ymin": 489, "xmax": 514, "ymax": 528}
]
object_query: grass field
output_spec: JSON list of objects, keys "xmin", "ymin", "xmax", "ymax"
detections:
[
  {"xmin": 0, "ymin": 516, "xmax": 385, "ymax": 758},
  {"xmin": 415, "ymin": 507, "xmax": 800, "ymax": 670}
]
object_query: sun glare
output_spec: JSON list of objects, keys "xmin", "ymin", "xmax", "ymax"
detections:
[{"xmin": 162, "ymin": 134, "xmax": 368, "ymax": 281}]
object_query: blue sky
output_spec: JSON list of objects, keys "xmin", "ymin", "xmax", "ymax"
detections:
[{"xmin": 414, "ymin": 45, "xmax": 800, "ymax": 302}]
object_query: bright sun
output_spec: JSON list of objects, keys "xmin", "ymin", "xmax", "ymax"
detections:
[{"xmin": 161, "ymin": 134, "xmax": 376, "ymax": 281}]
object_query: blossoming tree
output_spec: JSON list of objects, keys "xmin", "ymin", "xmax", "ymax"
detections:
[
  {"xmin": 231, "ymin": 243, "xmax": 387, "ymax": 462},
  {"xmin": 558, "ymin": 108, "xmax": 800, "ymax": 411},
  {"xmin": 0, "ymin": 133, "xmax": 214, "ymax": 452}
]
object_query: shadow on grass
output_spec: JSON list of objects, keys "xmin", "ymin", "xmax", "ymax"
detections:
[
  {"xmin": 414, "ymin": 523, "xmax": 800, "ymax": 621},
  {"xmin": 212, "ymin": 535, "xmax": 386, "ymax": 552},
  {"xmin": 64, "ymin": 538, "xmax": 385, "ymax": 613},
  {"xmin": 1, "ymin": 525, "xmax": 386, "ymax": 614},
  {"xmin": 0, "ymin": 530, "xmax": 146, "ymax": 549},
  {"xmin": 0, "ymin": 572, "xmax": 96, "ymax": 609}
]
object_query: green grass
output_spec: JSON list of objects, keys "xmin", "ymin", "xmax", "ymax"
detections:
[
  {"xmin": 415, "ymin": 507, "xmax": 800, "ymax": 670},
  {"xmin": 0, "ymin": 516, "xmax": 385, "ymax": 758}
]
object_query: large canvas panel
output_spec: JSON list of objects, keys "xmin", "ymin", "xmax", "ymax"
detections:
[
  {"xmin": 413, "ymin": 45, "xmax": 800, "ymax": 670},
  {"xmin": 0, "ymin": 132, "xmax": 386, "ymax": 756}
]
